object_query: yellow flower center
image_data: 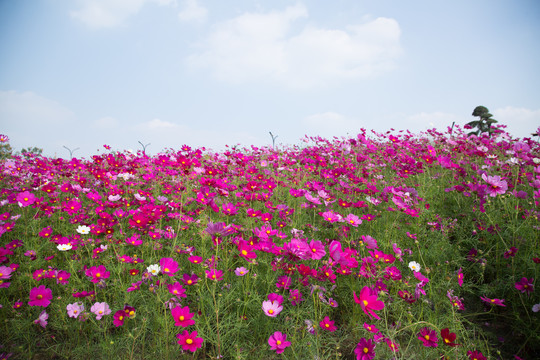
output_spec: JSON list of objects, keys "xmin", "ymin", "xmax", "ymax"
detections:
[
  {"xmin": 276, "ymin": 340, "xmax": 281, "ymax": 345},
  {"xmin": 186, "ymin": 339, "xmax": 193, "ymax": 345},
  {"xmin": 37, "ymin": 295, "xmax": 43, "ymax": 299},
  {"xmin": 424, "ymin": 335, "xmax": 430, "ymax": 341},
  {"xmin": 363, "ymin": 300, "xmax": 368, "ymax": 306},
  {"xmin": 268, "ymin": 309, "xmax": 274, "ymax": 314},
  {"xmin": 187, "ymin": 280, "xmax": 192, "ymax": 285},
  {"xmin": 363, "ymin": 347, "xmax": 369, "ymax": 354},
  {"xmin": 179, "ymin": 316, "xmax": 184, "ymax": 321}
]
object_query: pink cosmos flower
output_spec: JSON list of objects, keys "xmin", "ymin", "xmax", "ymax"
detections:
[
  {"xmin": 321, "ymin": 210, "xmax": 340, "ymax": 223},
  {"xmin": 56, "ymin": 270, "xmax": 71, "ymax": 285},
  {"xmin": 480, "ymin": 296, "xmax": 506, "ymax": 307},
  {"xmin": 467, "ymin": 350, "xmax": 487, "ymax": 360},
  {"xmin": 308, "ymin": 240, "xmax": 326, "ymax": 260},
  {"xmin": 268, "ymin": 331, "xmax": 291, "ymax": 354},
  {"xmin": 319, "ymin": 316, "xmax": 337, "ymax": 332},
  {"xmin": 344, "ymin": 213, "xmax": 362, "ymax": 227},
  {"xmin": 0, "ymin": 265, "xmax": 13, "ymax": 280},
  {"xmin": 235, "ymin": 267, "xmax": 249, "ymax": 276},
  {"xmin": 113, "ymin": 310, "xmax": 126, "ymax": 327},
  {"xmin": 176, "ymin": 330, "xmax": 204, "ymax": 353},
  {"xmin": 262, "ymin": 300, "xmax": 283, "ymax": 317},
  {"xmin": 34, "ymin": 310, "xmax": 48, "ymax": 328},
  {"xmin": 16, "ymin": 191, "xmax": 36, "ymax": 207},
  {"xmin": 458, "ymin": 267, "xmax": 464, "ymax": 287},
  {"xmin": 205, "ymin": 269, "xmax": 223, "ymax": 281},
  {"xmin": 28, "ymin": 285, "xmax": 52, "ymax": 307},
  {"xmin": 171, "ymin": 306, "xmax": 195, "ymax": 327},
  {"xmin": 418, "ymin": 327, "xmax": 438, "ymax": 347},
  {"xmin": 267, "ymin": 293, "xmax": 284, "ymax": 305},
  {"xmin": 188, "ymin": 256, "xmax": 203, "ymax": 264},
  {"xmin": 276, "ymin": 275, "xmax": 292, "ymax": 289},
  {"xmin": 482, "ymin": 173, "xmax": 508, "ymax": 197},
  {"xmin": 289, "ymin": 289, "xmax": 304, "ymax": 306},
  {"xmin": 353, "ymin": 286, "xmax": 385, "ymax": 320},
  {"xmin": 66, "ymin": 302, "xmax": 84, "ymax": 318},
  {"xmin": 85, "ymin": 265, "xmax": 110, "ymax": 283},
  {"xmin": 181, "ymin": 273, "xmax": 199, "ymax": 286},
  {"xmin": 515, "ymin": 277, "xmax": 534, "ymax": 295},
  {"xmin": 160, "ymin": 257, "xmax": 179, "ymax": 277},
  {"xmin": 168, "ymin": 282, "xmax": 187, "ymax": 298},
  {"xmin": 354, "ymin": 338, "xmax": 376, "ymax": 360},
  {"xmin": 91, "ymin": 302, "xmax": 111, "ymax": 320}
]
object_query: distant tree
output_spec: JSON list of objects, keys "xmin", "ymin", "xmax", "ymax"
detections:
[
  {"xmin": 19, "ymin": 147, "xmax": 43, "ymax": 158},
  {"xmin": 466, "ymin": 106, "xmax": 498, "ymax": 136}
]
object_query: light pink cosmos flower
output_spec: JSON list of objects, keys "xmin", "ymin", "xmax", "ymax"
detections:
[
  {"xmin": 91, "ymin": 302, "xmax": 111, "ymax": 320},
  {"xmin": 268, "ymin": 331, "xmax": 291, "ymax": 354},
  {"xmin": 34, "ymin": 310, "xmax": 48, "ymax": 328},
  {"xmin": 67, "ymin": 302, "xmax": 84, "ymax": 318},
  {"xmin": 481, "ymin": 173, "xmax": 508, "ymax": 197},
  {"xmin": 234, "ymin": 267, "xmax": 249, "ymax": 276},
  {"xmin": 262, "ymin": 300, "xmax": 283, "ymax": 317},
  {"xmin": 0, "ymin": 265, "xmax": 13, "ymax": 279},
  {"xmin": 344, "ymin": 213, "xmax": 362, "ymax": 227}
]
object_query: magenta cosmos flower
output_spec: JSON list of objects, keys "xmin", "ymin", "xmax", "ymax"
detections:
[
  {"xmin": 353, "ymin": 286, "xmax": 385, "ymax": 320},
  {"xmin": 85, "ymin": 265, "xmax": 110, "ymax": 283},
  {"xmin": 28, "ymin": 285, "xmax": 52, "ymax": 307},
  {"xmin": 319, "ymin": 316, "xmax": 337, "ymax": 332},
  {"xmin": 480, "ymin": 296, "xmax": 506, "ymax": 307},
  {"xmin": 515, "ymin": 277, "xmax": 534, "ymax": 295},
  {"xmin": 176, "ymin": 330, "xmax": 204, "ymax": 352},
  {"xmin": 205, "ymin": 269, "xmax": 223, "ymax": 281},
  {"xmin": 160, "ymin": 257, "xmax": 179, "ymax": 277},
  {"xmin": 418, "ymin": 327, "xmax": 438, "ymax": 347},
  {"xmin": 268, "ymin": 331, "xmax": 291, "ymax": 354},
  {"xmin": 171, "ymin": 306, "xmax": 195, "ymax": 327},
  {"xmin": 262, "ymin": 300, "xmax": 283, "ymax": 317},
  {"xmin": 354, "ymin": 338, "xmax": 376, "ymax": 360}
]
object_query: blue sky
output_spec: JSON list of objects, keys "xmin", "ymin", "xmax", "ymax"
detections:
[{"xmin": 1, "ymin": 0, "xmax": 539, "ymax": 158}]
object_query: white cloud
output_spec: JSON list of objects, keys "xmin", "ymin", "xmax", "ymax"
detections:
[
  {"xmin": 493, "ymin": 106, "xmax": 540, "ymax": 138},
  {"xmin": 187, "ymin": 4, "xmax": 401, "ymax": 88},
  {"xmin": 405, "ymin": 112, "xmax": 465, "ymax": 133},
  {"xmin": 178, "ymin": 0, "xmax": 207, "ymax": 23},
  {"xmin": 137, "ymin": 118, "xmax": 180, "ymax": 130},
  {"xmin": 0, "ymin": 90, "xmax": 75, "ymax": 126},
  {"xmin": 303, "ymin": 112, "xmax": 362, "ymax": 136},
  {"xmin": 0, "ymin": 90, "xmax": 77, "ymax": 153},
  {"xmin": 70, "ymin": 0, "xmax": 175, "ymax": 29},
  {"xmin": 93, "ymin": 116, "xmax": 119, "ymax": 129}
]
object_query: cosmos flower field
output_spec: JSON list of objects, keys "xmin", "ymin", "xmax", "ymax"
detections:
[{"xmin": 0, "ymin": 126, "xmax": 539, "ymax": 359}]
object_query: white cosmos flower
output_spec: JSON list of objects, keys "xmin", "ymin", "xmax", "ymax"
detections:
[
  {"xmin": 76, "ymin": 225, "xmax": 91, "ymax": 235},
  {"xmin": 146, "ymin": 264, "xmax": 161, "ymax": 276},
  {"xmin": 57, "ymin": 244, "xmax": 72, "ymax": 251},
  {"xmin": 408, "ymin": 261, "xmax": 421, "ymax": 272}
]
